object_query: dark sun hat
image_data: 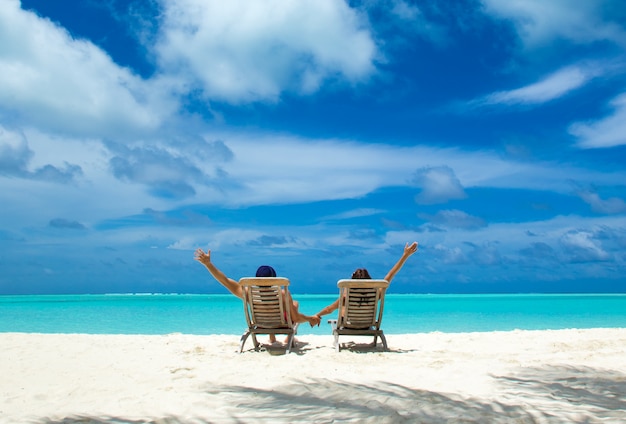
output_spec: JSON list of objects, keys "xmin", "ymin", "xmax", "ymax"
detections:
[{"xmin": 255, "ymin": 265, "xmax": 277, "ymax": 277}]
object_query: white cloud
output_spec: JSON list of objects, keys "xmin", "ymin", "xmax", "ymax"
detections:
[
  {"xmin": 0, "ymin": 128, "xmax": 171, "ymax": 229},
  {"xmin": 577, "ymin": 189, "xmax": 626, "ymax": 214},
  {"xmin": 209, "ymin": 136, "xmax": 439, "ymax": 206},
  {"xmin": 2, "ymin": 124, "xmax": 625, "ymax": 233},
  {"xmin": 154, "ymin": 0, "xmax": 378, "ymax": 103},
  {"xmin": 560, "ymin": 230, "xmax": 611, "ymax": 262},
  {"xmin": 478, "ymin": 66, "xmax": 595, "ymax": 106},
  {"xmin": 188, "ymin": 130, "xmax": 626, "ymax": 208},
  {"xmin": 411, "ymin": 166, "xmax": 466, "ymax": 204},
  {"xmin": 481, "ymin": 0, "xmax": 626, "ymax": 48},
  {"xmin": 569, "ymin": 93, "xmax": 626, "ymax": 149},
  {"xmin": 0, "ymin": 125, "xmax": 83, "ymax": 183},
  {"xmin": 188, "ymin": 134, "xmax": 611, "ymax": 209},
  {"xmin": 0, "ymin": 0, "xmax": 177, "ymax": 138},
  {"xmin": 322, "ymin": 208, "xmax": 386, "ymax": 221},
  {"xmin": 385, "ymin": 214, "xmax": 625, "ymax": 273},
  {"xmin": 167, "ymin": 237, "xmax": 198, "ymax": 250}
]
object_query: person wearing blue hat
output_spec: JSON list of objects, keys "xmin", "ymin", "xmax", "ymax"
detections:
[{"xmin": 194, "ymin": 248, "xmax": 320, "ymax": 331}]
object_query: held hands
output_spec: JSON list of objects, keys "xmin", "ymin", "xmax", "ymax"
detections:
[{"xmin": 308, "ymin": 315, "xmax": 321, "ymax": 327}]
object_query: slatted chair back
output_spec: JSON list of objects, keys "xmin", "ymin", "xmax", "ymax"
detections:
[
  {"xmin": 337, "ymin": 279, "xmax": 388, "ymax": 330},
  {"xmin": 238, "ymin": 277, "xmax": 296, "ymax": 353},
  {"xmin": 331, "ymin": 279, "xmax": 390, "ymax": 351}
]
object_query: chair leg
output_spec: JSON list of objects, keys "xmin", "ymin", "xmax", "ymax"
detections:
[
  {"xmin": 285, "ymin": 333, "xmax": 294, "ymax": 354},
  {"xmin": 379, "ymin": 333, "xmax": 388, "ymax": 351},
  {"xmin": 251, "ymin": 334, "xmax": 260, "ymax": 351},
  {"xmin": 329, "ymin": 320, "xmax": 340, "ymax": 352},
  {"xmin": 239, "ymin": 332, "xmax": 251, "ymax": 353}
]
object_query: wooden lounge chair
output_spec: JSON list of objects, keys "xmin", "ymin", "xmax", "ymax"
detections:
[
  {"xmin": 238, "ymin": 277, "xmax": 297, "ymax": 353},
  {"xmin": 330, "ymin": 279, "xmax": 390, "ymax": 352}
]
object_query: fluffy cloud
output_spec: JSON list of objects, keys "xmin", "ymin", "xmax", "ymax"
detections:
[
  {"xmin": 559, "ymin": 230, "xmax": 611, "ymax": 263},
  {"xmin": 154, "ymin": 0, "xmax": 378, "ymax": 103},
  {"xmin": 0, "ymin": 126, "xmax": 82, "ymax": 183},
  {"xmin": 105, "ymin": 137, "xmax": 237, "ymax": 199},
  {"xmin": 108, "ymin": 143, "xmax": 200, "ymax": 199},
  {"xmin": 0, "ymin": 0, "xmax": 176, "ymax": 138},
  {"xmin": 412, "ymin": 166, "xmax": 466, "ymax": 205}
]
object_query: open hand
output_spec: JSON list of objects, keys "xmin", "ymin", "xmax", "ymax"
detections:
[
  {"xmin": 404, "ymin": 242, "xmax": 418, "ymax": 256},
  {"xmin": 194, "ymin": 248, "xmax": 212, "ymax": 266}
]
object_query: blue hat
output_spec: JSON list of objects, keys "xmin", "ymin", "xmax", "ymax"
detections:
[{"xmin": 256, "ymin": 265, "xmax": 276, "ymax": 277}]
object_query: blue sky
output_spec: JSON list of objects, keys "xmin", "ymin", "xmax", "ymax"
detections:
[{"xmin": 1, "ymin": 0, "xmax": 626, "ymax": 295}]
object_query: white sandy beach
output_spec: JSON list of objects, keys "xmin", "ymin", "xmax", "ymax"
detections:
[{"xmin": 1, "ymin": 329, "xmax": 626, "ymax": 423}]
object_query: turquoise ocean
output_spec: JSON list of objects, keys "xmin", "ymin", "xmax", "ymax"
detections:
[{"xmin": 2, "ymin": 294, "xmax": 626, "ymax": 335}]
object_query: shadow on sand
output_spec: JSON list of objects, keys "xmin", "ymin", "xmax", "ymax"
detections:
[
  {"xmin": 257, "ymin": 340, "xmax": 416, "ymax": 355},
  {"xmin": 38, "ymin": 365, "xmax": 626, "ymax": 424}
]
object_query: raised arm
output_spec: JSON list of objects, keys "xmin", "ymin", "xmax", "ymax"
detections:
[
  {"xmin": 384, "ymin": 242, "xmax": 418, "ymax": 283},
  {"xmin": 194, "ymin": 248, "xmax": 243, "ymax": 299}
]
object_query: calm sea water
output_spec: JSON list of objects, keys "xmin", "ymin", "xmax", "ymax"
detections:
[{"xmin": 1, "ymin": 294, "xmax": 626, "ymax": 335}]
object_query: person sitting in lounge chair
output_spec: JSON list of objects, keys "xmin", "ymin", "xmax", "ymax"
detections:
[
  {"xmin": 194, "ymin": 249, "xmax": 321, "ymax": 339},
  {"xmin": 313, "ymin": 242, "xmax": 419, "ymax": 320}
]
